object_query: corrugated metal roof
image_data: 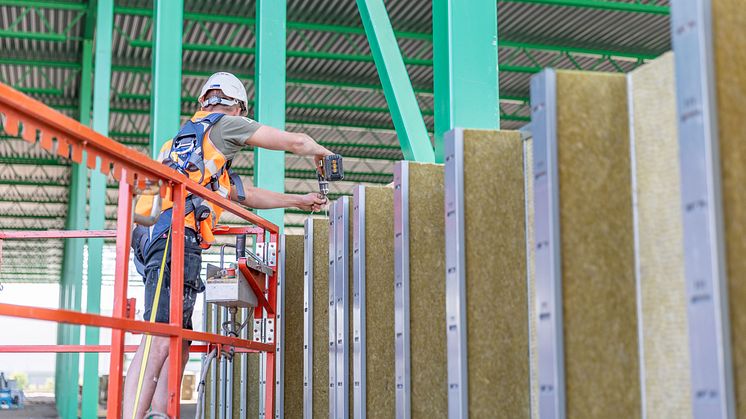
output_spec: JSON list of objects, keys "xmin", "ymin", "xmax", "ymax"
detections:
[{"xmin": 0, "ymin": 0, "xmax": 671, "ymax": 282}]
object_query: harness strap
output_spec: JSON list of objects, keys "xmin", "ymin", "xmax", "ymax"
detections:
[{"xmin": 229, "ymin": 170, "xmax": 245, "ymax": 201}]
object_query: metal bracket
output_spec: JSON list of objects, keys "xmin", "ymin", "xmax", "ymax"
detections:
[
  {"xmin": 328, "ymin": 204, "xmax": 338, "ymax": 418},
  {"xmin": 266, "ymin": 318, "xmax": 275, "ymax": 344},
  {"xmin": 530, "ymin": 68, "xmax": 566, "ymax": 419},
  {"xmin": 352, "ymin": 186, "xmax": 367, "ymax": 419},
  {"xmin": 256, "ymin": 241, "xmax": 277, "ymax": 267},
  {"xmin": 334, "ymin": 197, "xmax": 350, "ymax": 419},
  {"xmin": 268, "ymin": 242, "xmax": 277, "ymax": 267},
  {"xmin": 444, "ymin": 128, "xmax": 468, "ymax": 418},
  {"xmin": 393, "ymin": 161, "xmax": 411, "ymax": 419},
  {"xmin": 672, "ymin": 1, "xmax": 735, "ymax": 418},
  {"xmin": 303, "ymin": 218, "xmax": 314, "ymax": 419},
  {"xmin": 254, "ymin": 318, "xmax": 264, "ymax": 343}
]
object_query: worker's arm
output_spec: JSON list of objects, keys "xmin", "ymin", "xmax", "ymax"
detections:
[
  {"xmin": 248, "ymin": 125, "xmax": 333, "ymax": 161},
  {"xmin": 231, "ymin": 186, "xmax": 327, "ymax": 212}
]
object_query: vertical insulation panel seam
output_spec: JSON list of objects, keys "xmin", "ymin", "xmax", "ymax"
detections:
[
  {"xmin": 529, "ymin": 68, "xmax": 565, "ymax": 419},
  {"xmin": 627, "ymin": 73, "xmax": 647, "ymax": 419},
  {"xmin": 304, "ymin": 218, "xmax": 315, "ymax": 419},
  {"xmin": 444, "ymin": 128, "xmax": 468, "ymax": 418},
  {"xmin": 352, "ymin": 186, "xmax": 367, "ymax": 419},
  {"xmin": 394, "ymin": 162, "xmax": 412, "ymax": 419},
  {"xmin": 671, "ymin": 1, "xmax": 734, "ymax": 418},
  {"xmin": 329, "ymin": 207, "xmax": 338, "ymax": 418},
  {"xmin": 335, "ymin": 197, "xmax": 351, "ymax": 418},
  {"xmin": 521, "ymin": 124, "xmax": 539, "ymax": 419}
]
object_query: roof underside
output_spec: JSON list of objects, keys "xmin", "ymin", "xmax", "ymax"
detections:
[{"xmin": 0, "ymin": 0, "xmax": 671, "ymax": 282}]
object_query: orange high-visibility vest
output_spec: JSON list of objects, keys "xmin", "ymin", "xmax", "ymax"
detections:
[{"xmin": 135, "ymin": 111, "xmax": 232, "ymax": 248}]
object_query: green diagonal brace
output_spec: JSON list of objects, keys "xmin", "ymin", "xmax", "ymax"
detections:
[
  {"xmin": 149, "ymin": 0, "xmax": 183, "ymax": 157},
  {"xmin": 254, "ymin": 0, "xmax": 287, "ymax": 231},
  {"xmin": 356, "ymin": 0, "xmax": 434, "ymax": 162},
  {"xmin": 433, "ymin": 0, "xmax": 499, "ymax": 162}
]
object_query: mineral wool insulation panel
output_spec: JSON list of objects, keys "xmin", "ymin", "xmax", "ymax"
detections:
[
  {"xmin": 628, "ymin": 52, "xmax": 692, "ymax": 419},
  {"xmin": 445, "ymin": 129, "xmax": 529, "ymax": 418},
  {"xmin": 310, "ymin": 218, "xmax": 330, "ymax": 419},
  {"xmin": 713, "ymin": 0, "xmax": 746, "ymax": 415},
  {"xmin": 284, "ymin": 234, "xmax": 306, "ymax": 418},
  {"xmin": 556, "ymin": 70, "xmax": 639, "ymax": 418},
  {"xmin": 395, "ymin": 162, "xmax": 447, "ymax": 418},
  {"xmin": 354, "ymin": 186, "xmax": 395, "ymax": 418}
]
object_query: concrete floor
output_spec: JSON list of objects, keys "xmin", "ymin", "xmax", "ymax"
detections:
[{"xmin": 0, "ymin": 397, "xmax": 198, "ymax": 418}]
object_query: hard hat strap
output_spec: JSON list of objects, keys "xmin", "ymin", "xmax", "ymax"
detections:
[{"xmin": 201, "ymin": 95, "xmax": 240, "ymax": 108}]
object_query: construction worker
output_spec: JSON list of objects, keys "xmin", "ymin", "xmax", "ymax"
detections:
[{"xmin": 123, "ymin": 71, "xmax": 335, "ymax": 419}]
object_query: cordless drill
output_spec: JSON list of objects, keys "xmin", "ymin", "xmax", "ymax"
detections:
[{"xmin": 317, "ymin": 154, "xmax": 344, "ymax": 200}]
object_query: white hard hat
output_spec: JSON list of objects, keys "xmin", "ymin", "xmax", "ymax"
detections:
[{"xmin": 198, "ymin": 72, "xmax": 248, "ymax": 111}]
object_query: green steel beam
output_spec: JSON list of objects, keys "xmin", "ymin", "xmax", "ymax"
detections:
[
  {"xmin": 118, "ymin": 92, "xmax": 438, "ymax": 116},
  {"xmin": 0, "ymin": 0, "xmax": 88, "ymax": 11},
  {"xmin": 55, "ymin": 7, "xmax": 94, "ymax": 413},
  {"xmin": 433, "ymin": 0, "xmax": 500, "ymax": 162},
  {"xmin": 356, "ymin": 0, "xmax": 433, "ymax": 162},
  {"xmin": 81, "ymin": 0, "xmax": 113, "ymax": 417},
  {"xmin": 254, "ymin": 0, "xmax": 287, "ymax": 231},
  {"xmin": 56, "ymin": 27, "xmax": 91, "ymax": 414},
  {"xmin": 112, "ymin": 5, "xmax": 666, "ymax": 48},
  {"xmin": 499, "ymin": 0, "xmax": 669, "ymax": 14},
  {"xmin": 0, "ymin": 30, "xmax": 73, "ymax": 41},
  {"xmin": 149, "ymin": 0, "xmax": 183, "ymax": 158}
]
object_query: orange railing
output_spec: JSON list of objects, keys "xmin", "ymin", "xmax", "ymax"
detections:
[{"xmin": 0, "ymin": 82, "xmax": 280, "ymax": 418}]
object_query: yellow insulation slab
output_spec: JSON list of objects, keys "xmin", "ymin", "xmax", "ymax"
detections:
[
  {"xmin": 556, "ymin": 70, "xmax": 639, "ymax": 418},
  {"xmin": 408, "ymin": 163, "xmax": 447, "ymax": 419},
  {"xmin": 713, "ymin": 0, "xmax": 746, "ymax": 414},
  {"xmin": 284, "ymin": 234, "xmax": 305, "ymax": 418},
  {"xmin": 461, "ymin": 130, "xmax": 529, "ymax": 417},
  {"xmin": 362, "ymin": 186, "xmax": 396, "ymax": 418},
  {"xmin": 628, "ymin": 52, "xmax": 692, "ymax": 419},
  {"xmin": 311, "ymin": 218, "xmax": 330, "ymax": 419}
]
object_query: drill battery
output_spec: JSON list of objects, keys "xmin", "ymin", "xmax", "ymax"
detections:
[{"xmin": 317, "ymin": 154, "xmax": 344, "ymax": 197}]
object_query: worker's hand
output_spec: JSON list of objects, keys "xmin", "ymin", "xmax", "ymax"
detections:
[
  {"xmin": 296, "ymin": 193, "xmax": 328, "ymax": 212},
  {"xmin": 314, "ymin": 146, "xmax": 335, "ymax": 168}
]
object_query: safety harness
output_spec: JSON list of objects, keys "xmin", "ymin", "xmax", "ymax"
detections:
[{"xmin": 130, "ymin": 112, "xmax": 246, "ymax": 416}]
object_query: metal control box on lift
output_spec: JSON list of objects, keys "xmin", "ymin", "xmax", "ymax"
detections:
[
  {"xmin": 204, "ymin": 263, "xmax": 258, "ymax": 308},
  {"xmin": 204, "ymin": 248, "xmax": 274, "ymax": 308}
]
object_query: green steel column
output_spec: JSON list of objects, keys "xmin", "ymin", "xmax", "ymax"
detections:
[
  {"xmin": 356, "ymin": 0, "xmax": 434, "ymax": 162},
  {"xmin": 433, "ymin": 0, "xmax": 499, "ymax": 162},
  {"xmin": 81, "ymin": 1, "xmax": 113, "ymax": 417},
  {"xmin": 149, "ymin": 0, "xmax": 183, "ymax": 157},
  {"xmin": 254, "ymin": 0, "xmax": 287, "ymax": 230},
  {"xmin": 56, "ymin": 35, "xmax": 92, "ymax": 418}
]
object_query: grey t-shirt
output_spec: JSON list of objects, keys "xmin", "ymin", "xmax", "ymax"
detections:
[{"xmin": 208, "ymin": 115, "xmax": 262, "ymax": 160}]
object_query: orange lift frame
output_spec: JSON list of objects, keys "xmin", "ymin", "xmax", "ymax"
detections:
[{"xmin": 0, "ymin": 82, "xmax": 280, "ymax": 418}]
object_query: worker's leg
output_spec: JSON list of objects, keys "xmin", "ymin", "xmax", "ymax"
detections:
[
  {"xmin": 150, "ymin": 256, "xmax": 203, "ymax": 414},
  {"xmin": 151, "ymin": 341, "xmax": 191, "ymax": 413},
  {"xmin": 122, "ymin": 335, "xmax": 171, "ymax": 419},
  {"xmin": 122, "ymin": 234, "xmax": 174, "ymax": 419}
]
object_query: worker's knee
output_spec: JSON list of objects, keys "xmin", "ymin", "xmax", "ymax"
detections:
[{"xmin": 148, "ymin": 336, "xmax": 171, "ymax": 361}]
